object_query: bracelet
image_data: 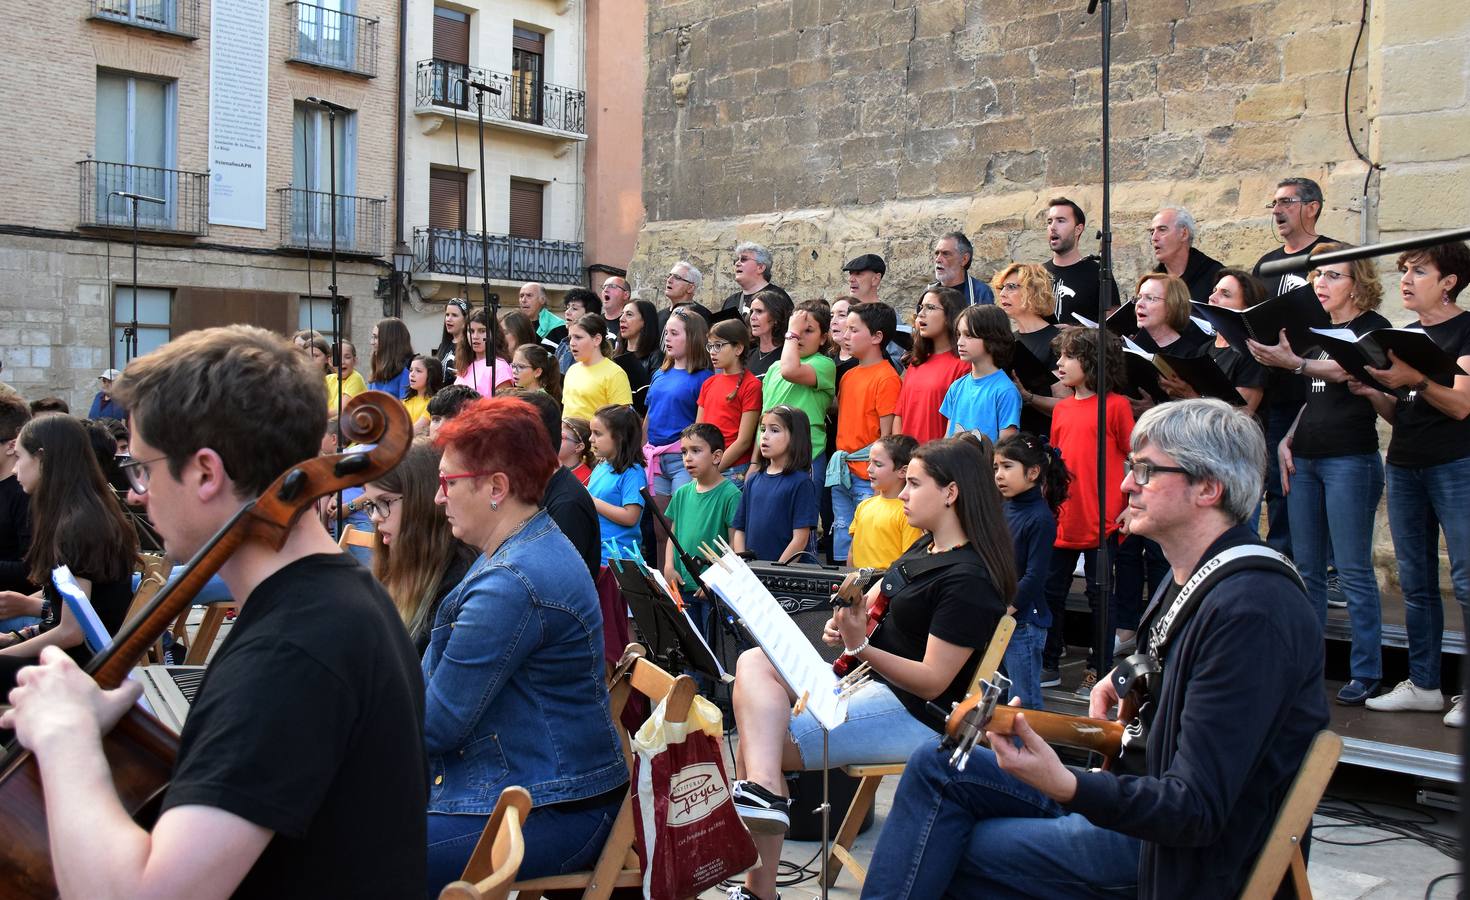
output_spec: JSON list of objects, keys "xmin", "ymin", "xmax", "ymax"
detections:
[
  {"xmin": 1412, "ymin": 377, "xmax": 1430, "ymax": 393},
  {"xmin": 843, "ymin": 637, "xmax": 869, "ymax": 657},
  {"xmin": 784, "ymin": 331, "xmax": 799, "ymax": 341}
]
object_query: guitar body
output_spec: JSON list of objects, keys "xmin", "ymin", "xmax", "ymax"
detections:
[
  {"xmin": 832, "ymin": 593, "xmax": 887, "ymax": 677},
  {"xmin": 0, "ymin": 708, "xmax": 178, "ymax": 899}
]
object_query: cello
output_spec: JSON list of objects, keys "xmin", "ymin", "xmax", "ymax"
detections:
[{"xmin": 0, "ymin": 391, "xmax": 412, "ymax": 899}]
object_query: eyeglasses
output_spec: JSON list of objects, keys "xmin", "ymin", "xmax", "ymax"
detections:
[
  {"xmin": 438, "ymin": 471, "xmax": 492, "ymax": 494},
  {"xmin": 1125, "ymin": 457, "xmax": 1191, "ymax": 486},
  {"xmin": 706, "ymin": 340, "xmax": 731, "ymax": 352},
  {"xmin": 998, "ymin": 282, "xmax": 1022, "ymax": 293},
  {"xmin": 669, "ymin": 272, "xmax": 696, "ymax": 285},
  {"xmin": 360, "ymin": 495, "xmax": 402, "ymax": 520},
  {"xmin": 510, "ymin": 362, "xmax": 533, "ymax": 373},
  {"xmin": 1265, "ymin": 198, "xmax": 1305, "ymax": 209},
  {"xmin": 560, "ymin": 432, "xmax": 583, "ymax": 445},
  {"xmin": 118, "ymin": 454, "xmax": 169, "ymax": 495},
  {"xmin": 1310, "ymin": 269, "xmax": 1354, "ymax": 283},
  {"xmin": 915, "ymin": 302, "xmax": 944, "ymax": 314}
]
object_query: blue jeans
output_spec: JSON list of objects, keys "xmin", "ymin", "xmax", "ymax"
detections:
[
  {"xmin": 861, "ymin": 741, "xmax": 1140, "ymax": 899},
  {"xmin": 789, "ymin": 681, "xmax": 937, "ymax": 770},
  {"xmin": 651, "ymin": 451, "xmax": 692, "ymax": 496},
  {"xmin": 1288, "ymin": 452, "xmax": 1384, "ymax": 681},
  {"xmin": 425, "ymin": 793, "xmax": 621, "ymax": 896},
  {"xmin": 0, "ymin": 615, "xmax": 40, "ymax": 632},
  {"xmin": 830, "ymin": 477, "xmax": 874, "ymax": 563},
  {"xmin": 1002, "ymin": 623, "xmax": 1047, "ymax": 709},
  {"xmin": 1263, "ymin": 406, "xmax": 1294, "ymax": 557},
  {"xmin": 1387, "ymin": 457, "xmax": 1470, "ymax": 690}
]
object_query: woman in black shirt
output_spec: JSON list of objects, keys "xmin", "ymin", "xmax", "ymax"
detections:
[
  {"xmin": 1161, "ymin": 268, "xmax": 1268, "ymax": 415},
  {"xmin": 1254, "ymin": 247, "xmax": 1390, "ymax": 706},
  {"xmin": 728, "ymin": 437, "xmax": 1014, "ymax": 900},
  {"xmin": 0, "ymin": 414, "xmax": 136, "ymax": 687},
  {"xmin": 995, "ymin": 262, "xmax": 1064, "ymax": 437}
]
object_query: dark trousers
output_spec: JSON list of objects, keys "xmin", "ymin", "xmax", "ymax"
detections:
[
  {"xmin": 1111, "ymin": 533, "xmax": 1167, "ymax": 633},
  {"xmin": 1263, "ymin": 405, "xmax": 1295, "ymax": 558}
]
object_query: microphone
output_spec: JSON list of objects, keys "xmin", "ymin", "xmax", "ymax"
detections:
[
  {"xmin": 455, "ymin": 76, "xmax": 503, "ymax": 96},
  {"xmin": 109, "ymin": 191, "xmax": 166, "ymax": 205},
  {"xmin": 304, "ymin": 96, "xmax": 352, "ymax": 113}
]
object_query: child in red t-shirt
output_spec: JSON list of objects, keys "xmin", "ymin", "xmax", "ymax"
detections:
[
  {"xmin": 697, "ymin": 319, "xmax": 763, "ymax": 482},
  {"xmin": 1042, "ymin": 326, "xmax": 1133, "ymax": 695},
  {"xmin": 895, "ymin": 286, "xmax": 970, "ymax": 443},
  {"xmin": 828, "ymin": 302, "xmax": 902, "ymax": 564}
]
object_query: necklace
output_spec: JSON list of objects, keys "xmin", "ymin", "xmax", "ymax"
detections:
[{"xmin": 927, "ymin": 538, "xmax": 967, "ymax": 555}]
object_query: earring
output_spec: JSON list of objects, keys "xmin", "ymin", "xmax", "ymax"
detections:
[{"xmin": 490, "ymin": 499, "xmax": 499, "ymax": 511}]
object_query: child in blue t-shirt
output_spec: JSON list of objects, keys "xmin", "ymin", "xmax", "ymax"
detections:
[
  {"xmin": 732, "ymin": 405, "xmax": 819, "ymax": 563},
  {"xmin": 942, "ymin": 305, "xmax": 1022, "ymax": 442},
  {"xmin": 993, "ymin": 432, "xmax": 1069, "ymax": 709},
  {"xmin": 587, "ymin": 404, "xmax": 646, "ymax": 564}
]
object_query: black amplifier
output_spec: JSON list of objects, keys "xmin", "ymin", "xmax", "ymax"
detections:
[{"xmin": 746, "ymin": 561, "xmax": 854, "ymax": 663}]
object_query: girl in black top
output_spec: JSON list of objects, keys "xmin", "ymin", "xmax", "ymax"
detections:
[
  {"xmin": 615, "ymin": 299, "xmax": 662, "ymax": 414},
  {"xmin": 1254, "ymin": 247, "xmax": 1391, "ymax": 705},
  {"xmin": 436, "ymin": 298, "xmax": 468, "ymax": 377},
  {"xmin": 0, "ymin": 414, "xmax": 136, "ymax": 687},
  {"xmin": 729, "ymin": 437, "xmax": 1014, "ymax": 900}
]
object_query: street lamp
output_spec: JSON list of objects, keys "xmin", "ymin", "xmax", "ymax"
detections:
[{"xmin": 392, "ymin": 240, "xmax": 413, "ymax": 318}]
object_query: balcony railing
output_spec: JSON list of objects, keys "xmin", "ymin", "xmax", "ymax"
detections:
[
  {"xmin": 286, "ymin": 2, "xmax": 378, "ymax": 77},
  {"xmin": 78, "ymin": 160, "xmax": 209, "ymax": 235},
  {"xmin": 277, "ymin": 188, "xmax": 385, "ymax": 256},
  {"xmin": 415, "ymin": 59, "xmax": 586, "ymax": 136},
  {"xmin": 88, "ymin": 0, "xmax": 199, "ymax": 38},
  {"xmin": 413, "ymin": 227, "xmax": 584, "ymax": 285}
]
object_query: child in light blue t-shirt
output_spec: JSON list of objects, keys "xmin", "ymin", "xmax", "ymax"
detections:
[
  {"xmin": 586, "ymin": 405, "xmax": 647, "ymax": 563},
  {"xmin": 941, "ymin": 305, "xmax": 1021, "ymax": 442}
]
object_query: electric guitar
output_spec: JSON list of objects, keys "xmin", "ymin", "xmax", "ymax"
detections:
[{"xmin": 828, "ymin": 567, "xmax": 881, "ymax": 676}]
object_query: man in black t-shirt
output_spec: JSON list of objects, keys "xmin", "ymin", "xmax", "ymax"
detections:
[
  {"xmin": 722, "ymin": 241, "xmax": 791, "ymax": 316},
  {"xmin": 1149, "ymin": 206, "xmax": 1224, "ymax": 302},
  {"xmin": 2, "ymin": 326, "xmax": 427, "ymax": 898},
  {"xmin": 1041, "ymin": 196, "xmax": 1120, "ymax": 324}
]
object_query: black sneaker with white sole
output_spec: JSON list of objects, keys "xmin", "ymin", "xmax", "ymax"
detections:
[{"xmin": 731, "ymin": 780, "xmax": 791, "ymax": 834}]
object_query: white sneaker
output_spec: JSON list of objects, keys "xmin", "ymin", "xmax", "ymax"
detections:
[
  {"xmin": 1445, "ymin": 696, "xmax": 1465, "ymax": 728},
  {"xmin": 1365, "ymin": 680, "xmax": 1444, "ymax": 712}
]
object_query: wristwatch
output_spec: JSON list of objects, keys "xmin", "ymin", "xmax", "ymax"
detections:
[
  {"xmin": 1412, "ymin": 377, "xmax": 1431, "ymax": 393},
  {"xmin": 1291, "ymin": 359, "xmax": 1307, "ymax": 376}
]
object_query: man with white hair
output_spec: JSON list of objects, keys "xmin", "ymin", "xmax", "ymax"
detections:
[
  {"xmin": 518, "ymin": 281, "xmax": 566, "ymax": 342},
  {"xmin": 1148, "ymin": 207, "xmax": 1223, "ymax": 302},
  {"xmin": 931, "ymin": 231, "xmax": 996, "ymax": 306},
  {"xmin": 862, "ymin": 398, "xmax": 1327, "ymax": 900},
  {"xmin": 659, "ymin": 260, "xmax": 712, "ymax": 332},
  {"xmin": 721, "ymin": 242, "xmax": 791, "ymax": 317}
]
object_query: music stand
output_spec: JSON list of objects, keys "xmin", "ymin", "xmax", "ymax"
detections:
[{"xmin": 609, "ymin": 558, "xmax": 725, "ymax": 682}]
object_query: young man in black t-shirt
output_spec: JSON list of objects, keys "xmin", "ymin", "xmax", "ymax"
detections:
[
  {"xmin": 1041, "ymin": 197, "xmax": 1120, "ymax": 325},
  {"xmin": 1, "ymin": 326, "xmax": 428, "ymax": 898}
]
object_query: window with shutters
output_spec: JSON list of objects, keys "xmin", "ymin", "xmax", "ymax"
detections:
[
  {"xmin": 429, "ymin": 168, "xmax": 467, "ymax": 232},
  {"xmin": 432, "ymin": 7, "xmax": 470, "ymax": 108},
  {"xmin": 511, "ymin": 28, "xmax": 544, "ymax": 124},
  {"xmin": 95, "ymin": 70, "xmax": 178, "ymax": 228},
  {"xmin": 113, "ymin": 286, "xmax": 173, "ymax": 363},
  {"xmin": 508, "ymin": 179, "xmax": 543, "ymax": 240}
]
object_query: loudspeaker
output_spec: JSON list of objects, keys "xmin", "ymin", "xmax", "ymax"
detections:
[{"xmin": 784, "ymin": 768, "xmax": 876, "ymax": 841}]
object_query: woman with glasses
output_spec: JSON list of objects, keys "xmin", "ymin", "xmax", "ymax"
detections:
[
  {"xmin": 1248, "ymin": 247, "xmax": 1389, "ymax": 706},
  {"xmin": 424, "ymin": 397, "xmax": 625, "ymax": 892},
  {"xmin": 359, "ymin": 440, "xmax": 475, "ymax": 656},
  {"xmin": 0, "ymin": 414, "xmax": 136, "ymax": 690},
  {"xmin": 993, "ymin": 263, "xmax": 1066, "ymax": 438}
]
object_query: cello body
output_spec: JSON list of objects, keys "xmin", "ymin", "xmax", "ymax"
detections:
[{"xmin": 0, "ymin": 391, "xmax": 410, "ymax": 899}]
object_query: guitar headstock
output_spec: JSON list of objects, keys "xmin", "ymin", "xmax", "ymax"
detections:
[
  {"xmin": 941, "ymin": 674, "xmax": 1011, "ymax": 770},
  {"xmin": 829, "ymin": 567, "xmax": 879, "ymax": 609}
]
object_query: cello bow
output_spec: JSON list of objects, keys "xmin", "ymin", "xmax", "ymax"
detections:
[{"xmin": 0, "ymin": 391, "xmax": 412, "ymax": 899}]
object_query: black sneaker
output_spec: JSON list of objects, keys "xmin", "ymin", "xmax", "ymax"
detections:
[
  {"xmin": 727, "ymin": 886, "xmax": 780, "ymax": 900},
  {"xmin": 1326, "ymin": 573, "xmax": 1347, "ymax": 608},
  {"xmin": 731, "ymin": 780, "xmax": 791, "ymax": 834},
  {"xmin": 1040, "ymin": 668, "xmax": 1062, "ymax": 688}
]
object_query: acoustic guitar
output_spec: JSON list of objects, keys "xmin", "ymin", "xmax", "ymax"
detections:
[{"xmin": 942, "ymin": 673, "xmax": 1135, "ymax": 770}]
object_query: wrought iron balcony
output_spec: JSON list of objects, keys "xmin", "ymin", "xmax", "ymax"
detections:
[
  {"xmin": 88, "ymin": 0, "xmax": 199, "ymax": 38},
  {"xmin": 286, "ymin": 2, "xmax": 379, "ymax": 78},
  {"xmin": 413, "ymin": 227, "xmax": 584, "ymax": 285},
  {"xmin": 78, "ymin": 160, "xmax": 208, "ymax": 236},
  {"xmin": 415, "ymin": 59, "xmax": 586, "ymax": 136},
  {"xmin": 277, "ymin": 188, "xmax": 386, "ymax": 257}
]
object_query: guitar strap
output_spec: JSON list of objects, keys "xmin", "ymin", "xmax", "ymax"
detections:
[{"xmin": 880, "ymin": 547, "xmax": 989, "ymax": 598}]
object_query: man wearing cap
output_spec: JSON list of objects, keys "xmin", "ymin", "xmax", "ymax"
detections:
[
  {"xmin": 932, "ymin": 232, "xmax": 996, "ymax": 306},
  {"xmin": 88, "ymin": 369, "xmax": 127, "ymax": 421},
  {"xmin": 844, "ymin": 254, "xmax": 886, "ymax": 304}
]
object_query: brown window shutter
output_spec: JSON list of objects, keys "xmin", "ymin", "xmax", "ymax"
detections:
[
  {"xmin": 429, "ymin": 169, "xmax": 467, "ymax": 231},
  {"xmin": 508, "ymin": 179, "xmax": 543, "ymax": 239},
  {"xmin": 512, "ymin": 27, "xmax": 544, "ymax": 52},
  {"xmin": 434, "ymin": 8, "xmax": 470, "ymax": 65}
]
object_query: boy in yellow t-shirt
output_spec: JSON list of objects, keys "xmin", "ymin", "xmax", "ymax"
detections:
[{"xmin": 848, "ymin": 434, "xmax": 923, "ymax": 569}]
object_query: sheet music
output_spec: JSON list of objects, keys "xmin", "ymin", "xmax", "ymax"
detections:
[
  {"xmin": 51, "ymin": 565, "xmax": 112, "ymax": 654},
  {"xmin": 645, "ymin": 566, "xmax": 730, "ymax": 681},
  {"xmin": 700, "ymin": 551, "xmax": 849, "ymax": 730}
]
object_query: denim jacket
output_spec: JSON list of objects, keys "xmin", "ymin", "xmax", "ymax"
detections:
[{"xmin": 422, "ymin": 510, "xmax": 626, "ymax": 813}]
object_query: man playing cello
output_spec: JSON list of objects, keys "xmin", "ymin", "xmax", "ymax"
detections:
[
  {"xmin": 2, "ymin": 326, "xmax": 427, "ymax": 897},
  {"xmin": 862, "ymin": 399, "xmax": 1328, "ymax": 899}
]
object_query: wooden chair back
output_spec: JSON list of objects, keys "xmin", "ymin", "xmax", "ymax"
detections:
[
  {"xmin": 508, "ymin": 644, "xmax": 692, "ymax": 900},
  {"xmin": 337, "ymin": 525, "xmax": 377, "ymax": 550},
  {"xmin": 438, "ymin": 786, "xmax": 532, "ymax": 900},
  {"xmin": 125, "ymin": 554, "xmax": 172, "ymax": 663},
  {"xmin": 1238, "ymin": 730, "xmax": 1342, "ymax": 900}
]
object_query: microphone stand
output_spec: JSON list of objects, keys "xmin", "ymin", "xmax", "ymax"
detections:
[
  {"xmin": 306, "ymin": 97, "xmax": 349, "ymax": 535},
  {"xmin": 108, "ymin": 191, "xmax": 165, "ymax": 364},
  {"xmin": 460, "ymin": 76, "xmax": 504, "ymax": 397},
  {"xmin": 1090, "ymin": 0, "xmax": 1115, "ymax": 685}
]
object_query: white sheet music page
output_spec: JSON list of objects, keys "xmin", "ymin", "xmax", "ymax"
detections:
[{"xmin": 700, "ymin": 552, "xmax": 849, "ymax": 730}]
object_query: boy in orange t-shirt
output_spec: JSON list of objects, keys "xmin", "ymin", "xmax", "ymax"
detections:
[{"xmin": 827, "ymin": 302, "xmax": 902, "ymax": 564}]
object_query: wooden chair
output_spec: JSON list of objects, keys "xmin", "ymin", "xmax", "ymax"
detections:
[
  {"xmin": 338, "ymin": 525, "xmax": 377, "ymax": 551},
  {"xmin": 438, "ymin": 786, "xmax": 533, "ymax": 900},
  {"xmin": 1238, "ymin": 730, "xmax": 1343, "ymax": 900},
  {"xmin": 825, "ymin": 615, "xmax": 1017, "ymax": 888},
  {"xmin": 182, "ymin": 601, "xmax": 238, "ymax": 665},
  {"xmin": 508, "ymin": 644, "xmax": 696, "ymax": 900}
]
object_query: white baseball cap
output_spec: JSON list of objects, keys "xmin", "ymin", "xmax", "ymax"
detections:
[{"xmin": 100, "ymin": 368, "xmax": 122, "ymax": 381}]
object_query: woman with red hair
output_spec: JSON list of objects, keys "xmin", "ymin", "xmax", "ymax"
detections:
[{"xmin": 424, "ymin": 397, "xmax": 626, "ymax": 893}]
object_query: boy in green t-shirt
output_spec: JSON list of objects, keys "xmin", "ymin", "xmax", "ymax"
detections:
[{"xmin": 664, "ymin": 423, "xmax": 743, "ymax": 637}]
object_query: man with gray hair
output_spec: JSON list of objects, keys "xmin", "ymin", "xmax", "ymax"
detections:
[
  {"xmin": 862, "ymin": 398, "xmax": 1327, "ymax": 900},
  {"xmin": 518, "ymin": 281, "xmax": 566, "ymax": 342},
  {"xmin": 660, "ymin": 260, "xmax": 712, "ymax": 332},
  {"xmin": 1149, "ymin": 206, "xmax": 1223, "ymax": 302},
  {"xmin": 931, "ymin": 231, "xmax": 996, "ymax": 306},
  {"xmin": 1253, "ymin": 177, "xmax": 1335, "ymax": 299},
  {"xmin": 721, "ymin": 241, "xmax": 791, "ymax": 317}
]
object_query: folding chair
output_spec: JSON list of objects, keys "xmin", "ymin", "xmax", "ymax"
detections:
[
  {"xmin": 510, "ymin": 644, "xmax": 696, "ymax": 900},
  {"xmin": 337, "ymin": 525, "xmax": 377, "ymax": 550},
  {"xmin": 438, "ymin": 786, "xmax": 532, "ymax": 900},
  {"xmin": 1238, "ymin": 730, "xmax": 1343, "ymax": 900},
  {"xmin": 825, "ymin": 615, "xmax": 1016, "ymax": 888}
]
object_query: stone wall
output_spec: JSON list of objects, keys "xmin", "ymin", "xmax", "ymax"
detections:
[{"xmin": 627, "ymin": 0, "xmax": 1470, "ymax": 322}]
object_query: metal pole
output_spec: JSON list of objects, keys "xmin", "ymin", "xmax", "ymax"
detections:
[
  {"xmin": 327, "ymin": 106, "xmax": 345, "ymax": 536},
  {"xmin": 129, "ymin": 196, "xmax": 140, "ymax": 363},
  {"xmin": 1093, "ymin": 0, "xmax": 1115, "ymax": 685},
  {"xmin": 474, "ymin": 84, "xmax": 499, "ymax": 397}
]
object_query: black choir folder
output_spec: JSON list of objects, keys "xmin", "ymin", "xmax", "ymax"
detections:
[
  {"xmin": 1120, "ymin": 338, "xmax": 1245, "ymax": 406},
  {"xmin": 1006, "ymin": 341, "xmax": 1060, "ymax": 396},
  {"xmin": 1190, "ymin": 284, "xmax": 1330, "ymax": 355},
  {"xmin": 1309, "ymin": 326, "xmax": 1467, "ymax": 398}
]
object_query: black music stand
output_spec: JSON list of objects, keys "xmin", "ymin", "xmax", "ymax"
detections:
[{"xmin": 609, "ymin": 559, "xmax": 724, "ymax": 681}]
